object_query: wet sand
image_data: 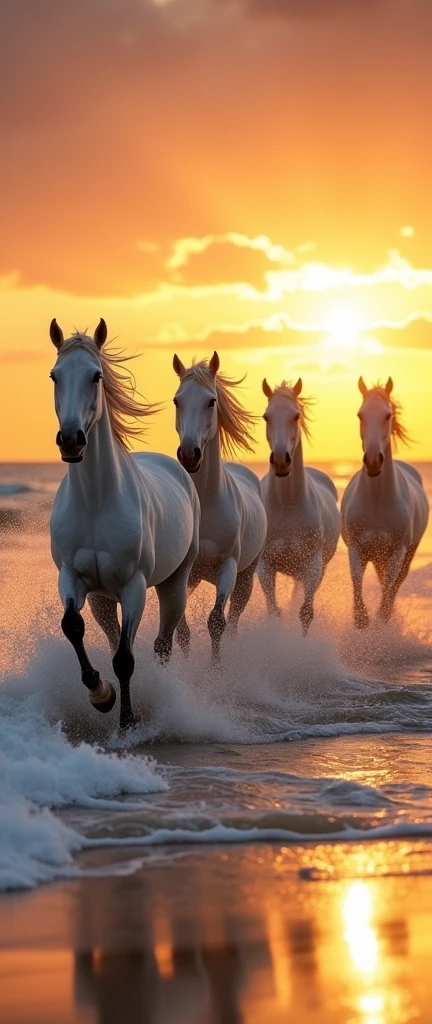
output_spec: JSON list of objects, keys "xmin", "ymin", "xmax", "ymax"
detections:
[{"xmin": 1, "ymin": 839, "xmax": 432, "ymax": 1023}]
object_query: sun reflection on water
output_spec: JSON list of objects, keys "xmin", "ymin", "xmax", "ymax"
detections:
[{"xmin": 343, "ymin": 881, "xmax": 378, "ymax": 976}]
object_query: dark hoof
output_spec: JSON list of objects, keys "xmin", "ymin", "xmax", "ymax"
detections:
[
  {"xmin": 89, "ymin": 681, "xmax": 117, "ymax": 714},
  {"xmin": 118, "ymin": 714, "xmax": 141, "ymax": 737}
]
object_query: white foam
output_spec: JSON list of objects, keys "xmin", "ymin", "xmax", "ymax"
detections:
[{"xmin": 0, "ymin": 692, "xmax": 167, "ymax": 891}]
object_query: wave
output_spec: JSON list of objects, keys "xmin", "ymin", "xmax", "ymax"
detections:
[
  {"xmin": 0, "ymin": 692, "xmax": 167, "ymax": 891},
  {"xmin": 0, "ymin": 483, "xmax": 34, "ymax": 496}
]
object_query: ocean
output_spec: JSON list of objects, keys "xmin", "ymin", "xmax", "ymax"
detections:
[{"xmin": 1, "ymin": 460, "xmax": 432, "ymax": 892}]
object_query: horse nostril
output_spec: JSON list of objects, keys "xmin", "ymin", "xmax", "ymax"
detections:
[
  {"xmin": 56, "ymin": 431, "xmax": 62, "ymax": 447},
  {"xmin": 379, "ymin": 452, "xmax": 384, "ymax": 466},
  {"xmin": 270, "ymin": 453, "xmax": 275, "ymax": 465},
  {"xmin": 76, "ymin": 429, "xmax": 87, "ymax": 448},
  {"xmin": 194, "ymin": 447, "xmax": 201, "ymax": 461},
  {"xmin": 285, "ymin": 452, "xmax": 291, "ymax": 465}
]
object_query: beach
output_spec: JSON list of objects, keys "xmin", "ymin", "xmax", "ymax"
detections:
[{"xmin": 2, "ymin": 838, "xmax": 432, "ymax": 1023}]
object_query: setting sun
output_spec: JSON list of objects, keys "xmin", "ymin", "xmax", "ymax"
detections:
[{"xmin": 326, "ymin": 307, "xmax": 364, "ymax": 348}]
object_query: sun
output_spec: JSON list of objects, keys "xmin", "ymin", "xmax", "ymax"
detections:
[{"xmin": 326, "ymin": 307, "xmax": 363, "ymax": 349}]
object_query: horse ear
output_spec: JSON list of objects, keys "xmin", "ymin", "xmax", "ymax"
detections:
[
  {"xmin": 173, "ymin": 354, "xmax": 186, "ymax": 379},
  {"xmin": 385, "ymin": 376, "xmax": 394, "ymax": 395},
  {"xmin": 262, "ymin": 378, "xmax": 273, "ymax": 399},
  {"xmin": 358, "ymin": 376, "xmax": 368, "ymax": 397},
  {"xmin": 94, "ymin": 319, "xmax": 107, "ymax": 349},
  {"xmin": 293, "ymin": 378, "xmax": 302, "ymax": 397},
  {"xmin": 50, "ymin": 319, "xmax": 64, "ymax": 350},
  {"xmin": 209, "ymin": 351, "xmax": 220, "ymax": 378}
]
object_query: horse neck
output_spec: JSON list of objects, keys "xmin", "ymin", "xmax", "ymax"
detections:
[
  {"xmin": 268, "ymin": 437, "xmax": 305, "ymax": 506},
  {"xmin": 66, "ymin": 397, "xmax": 124, "ymax": 507},
  {"xmin": 192, "ymin": 428, "xmax": 223, "ymax": 502},
  {"xmin": 362, "ymin": 440, "xmax": 396, "ymax": 500}
]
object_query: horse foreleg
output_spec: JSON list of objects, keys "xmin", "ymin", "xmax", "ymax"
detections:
[
  {"xmin": 300, "ymin": 553, "xmax": 323, "ymax": 635},
  {"xmin": 88, "ymin": 594, "xmax": 120, "ymax": 654},
  {"xmin": 113, "ymin": 571, "xmax": 147, "ymax": 731},
  {"xmin": 257, "ymin": 556, "xmax": 281, "ymax": 618},
  {"xmin": 228, "ymin": 557, "xmax": 259, "ymax": 633},
  {"xmin": 59, "ymin": 568, "xmax": 116, "ymax": 713},
  {"xmin": 209, "ymin": 556, "xmax": 238, "ymax": 665},
  {"xmin": 348, "ymin": 547, "xmax": 369, "ymax": 629},
  {"xmin": 378, "ymin": 546, "xmax": 412, "ymax": 623}
]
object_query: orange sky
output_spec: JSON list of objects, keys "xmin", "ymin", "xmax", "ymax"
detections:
[{"xmin": 1, "ymin": 0, "xmax": 432, "ymax": 461}]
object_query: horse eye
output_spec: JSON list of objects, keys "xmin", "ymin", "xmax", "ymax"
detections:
[
  {"xmin": 357, "ymin": 412, "xmax": 362, "ymax": 420},
  {"xmin": 92, "ymin": 372, "xmax": 102, "ymax": 384},
  {"xmin": 50, "ymin": 372, "xmax": 57, "ymax": 383},
  {"xmin": 208, "ymin": 398, "xmax": 216, "ymax": 408},
  {"xmin": 263, "ymin": 414, "xmax": 268, "ymax": 422},
  {"xmin": 294, "ymin": 413, "xmax": 300, "ymax": 421},
  {"xmin": 385, "ymin": 413, "xmax": 391, "ymax": 421},
  {"xmin": 173, "ymin": 398, "xmax": 178, "ymax": 407}
]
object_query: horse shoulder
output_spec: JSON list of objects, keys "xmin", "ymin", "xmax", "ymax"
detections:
[{"xmin": 306, "ymin": 467, "xmax": 338, "ymax": 502}]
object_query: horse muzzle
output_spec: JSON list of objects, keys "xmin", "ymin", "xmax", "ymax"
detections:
[
  {"xmin": 270, "ymin": 451, "xmax": 291, "ymax": 478},
  {"xmin": 56, "ymin": 428, "xmax": 87, "ymax": 463},
  {"xmin": 177, "ymin": 445, "xmax": 202, "ymax": 474},
  {"xmin": 363, "ymin": 451, "xmax": 384, "ymax": 477}
]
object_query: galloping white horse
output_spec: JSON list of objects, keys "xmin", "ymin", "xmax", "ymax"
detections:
[
  {"xmin": 258, "ymin": 378, "xmax": 340, "ymax": 634},
  {"xmin": 341, "ymin": 377, "xmax": 429, "ymax": 628},
  {"xmin": 172, "ymin": 352, "xmax": 267, "ymax": 662},
  {"xmin": 49, "ymin": 320, "xmax": 200, "ymax": 730}
]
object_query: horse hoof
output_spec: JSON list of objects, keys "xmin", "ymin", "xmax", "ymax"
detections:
[
  {"xmin": 117, "ymin": 715, "xmax": 141, "ymax": 738},
  {"xmin": 89, "ymin": 681, "xmax": 117, "ymax": 714}
]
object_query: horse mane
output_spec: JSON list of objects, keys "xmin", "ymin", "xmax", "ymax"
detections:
[
  {"xmin": 271, "ymin": 381, "xmax": 314, "ymax": 442},
  {"xmin": 57, "ymin": 334, "xmax": 158, "ymax": 450},
  {"xmin": 368, "ymin": 383, "xmax": 411, "ymax": 448},
  {"xmin": 181, "ymin": 359, "xmax": 257, "ymax": 457}
]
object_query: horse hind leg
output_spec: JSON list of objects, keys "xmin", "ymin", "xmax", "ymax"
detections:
[
  {"xmin": 59, "ymin": 568, "xmax": 116, "ymax": 714},
  {"xmin": 174, "ymin": 576, "xmax": 200, "ymax": 657},
  {"xmin": 88, "ymin": 594, "xmax": 120, "ymax": 654},
  {"xmin": 228, "ymin": 557, "xmax": 259, "ymax": 633},
  {"xmin": 155, "ymin": 541, "xmax": 199, "ymax": 665}
]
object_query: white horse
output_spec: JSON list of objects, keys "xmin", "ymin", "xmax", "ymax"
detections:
[
  {"xmin": 258, "ymin": 378, "xmax": 340, "ymax": 634},
  {"xmin": 172, "ymin": 352, "xmax": 267, "ymax": 662},
  {"xmin": 49, "ymin": 319, "xmax": 200, "ymax": 730},
  {"xmin": 341, "ymin": 376, "xmax": 429, "ymax": 628}
]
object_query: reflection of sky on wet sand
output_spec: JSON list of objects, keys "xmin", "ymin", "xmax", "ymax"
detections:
[{"xmin": 1, "ymin": 842, "xmax": 432, "ymax": 1023}]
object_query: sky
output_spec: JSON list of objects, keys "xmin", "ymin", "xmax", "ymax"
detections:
[{"xmin": 1, "ymin": 0, "xmax": 432, "ymax": 462}]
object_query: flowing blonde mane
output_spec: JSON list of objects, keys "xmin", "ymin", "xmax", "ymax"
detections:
[
  {"xmin": 368, "ymin": 384, "xmax": 411, "ymax": 448},
  {"xmin": 57, "ymin": 334, "xmax": 157, "ymax": 450},
  {"xmin": 181, "ymin": 359, "xmax": 257, "ymax": 457},
  {"xmin": 271, "ymin": 381, "xmax": 314, "ymax": 442}
]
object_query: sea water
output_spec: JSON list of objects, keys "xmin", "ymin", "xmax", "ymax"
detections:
[{"xmin": 1, "ymin": 462, "xmax": 432, "ymax": 891}]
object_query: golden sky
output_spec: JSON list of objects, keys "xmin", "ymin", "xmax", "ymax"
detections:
[{"xmin": 1, "ymin": 0, "xmax": 432, "ymax": 462}]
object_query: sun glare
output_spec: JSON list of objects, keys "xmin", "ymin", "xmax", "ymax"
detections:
[{"xmin": 326, "ymin": 307, "xmax": 363, "ymax": 349}]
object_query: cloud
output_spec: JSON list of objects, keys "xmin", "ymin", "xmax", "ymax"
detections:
[
  {"xmin": 148, "ymin": 318, "xmax": 322, "ymax": 350},
  {"xmin": 372, "ymin": 317, "xmax": 432, "ymax": 350},
  {"xmin": 166, "ymin": 233, "xmax": 294, "ymax": 288},
  {"xmin": 218, "ymin": 0, "xmax": 383, "ymax": 20}
]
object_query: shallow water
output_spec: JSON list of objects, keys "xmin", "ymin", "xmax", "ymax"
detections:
[{"xmin": 1, "ymin": 461, "xmax": 432, "ymax": 891}]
